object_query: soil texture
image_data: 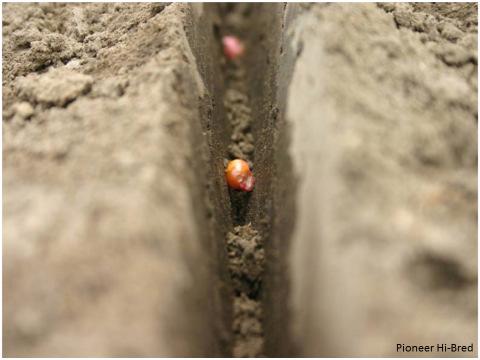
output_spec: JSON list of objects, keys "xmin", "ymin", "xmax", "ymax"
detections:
[{"xmin": 3, "ymin": 2, "xmax": 477, "ymax": 357}]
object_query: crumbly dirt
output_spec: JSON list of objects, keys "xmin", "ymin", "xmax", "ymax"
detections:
[
  {"xmin": 227, "ymin": 226, "xmax": 265, "ymax": 357},
  {"xmin": 224, "ymin": 78, "xmax": 254, "ymax": 162},
  {"xmin": 226, "ymin": 225, "xmax": 264, "ymax": 297},
  {"xmin": 218, "ymin": 4, "xmax": 266, "ymax": 357}
]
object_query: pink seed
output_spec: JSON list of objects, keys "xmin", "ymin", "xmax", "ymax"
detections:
[{"xmin": 222, "ymin": 36, "xmax": 245, "ymax": 60}]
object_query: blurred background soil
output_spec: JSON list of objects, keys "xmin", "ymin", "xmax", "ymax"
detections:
[{"xmin": 285, "ymin": 3, "xmax": 477, "ymax": 356}]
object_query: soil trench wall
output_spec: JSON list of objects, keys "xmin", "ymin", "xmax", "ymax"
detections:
[
  {"xmin": 3, "ymin": 3, "xmax": 227, "ymax": 356},
  {"xmin": 284, "ymin": 3, "xmax": 477, "ymax": 356},
  {"xmin": 239, "ymin": 3, "xmax": 301, "ymax": 357}
]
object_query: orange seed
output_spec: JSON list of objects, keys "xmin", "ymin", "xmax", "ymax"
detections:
[{"xmin": 225, "ymin": 159, "xmax": 255, "ymax": 192}]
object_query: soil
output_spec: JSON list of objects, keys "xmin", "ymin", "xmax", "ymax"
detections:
[
  {"xmin": 3, "ymin": 3, "xmax": 225, "ymax": 356},
  {"xmin": 285, "ymin": 2, "xmax": 477, "ymax": 356},
  {"xmin": 3, "ymin": 2, "xmax": 477, "ymax": 357},
  {"xmin": 227, "ymin": 225, "xmax": 264, "ymax": 357},
  {"xmin": 218, "ymin": 5, "xmax": 266, "ymax": 356}
]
